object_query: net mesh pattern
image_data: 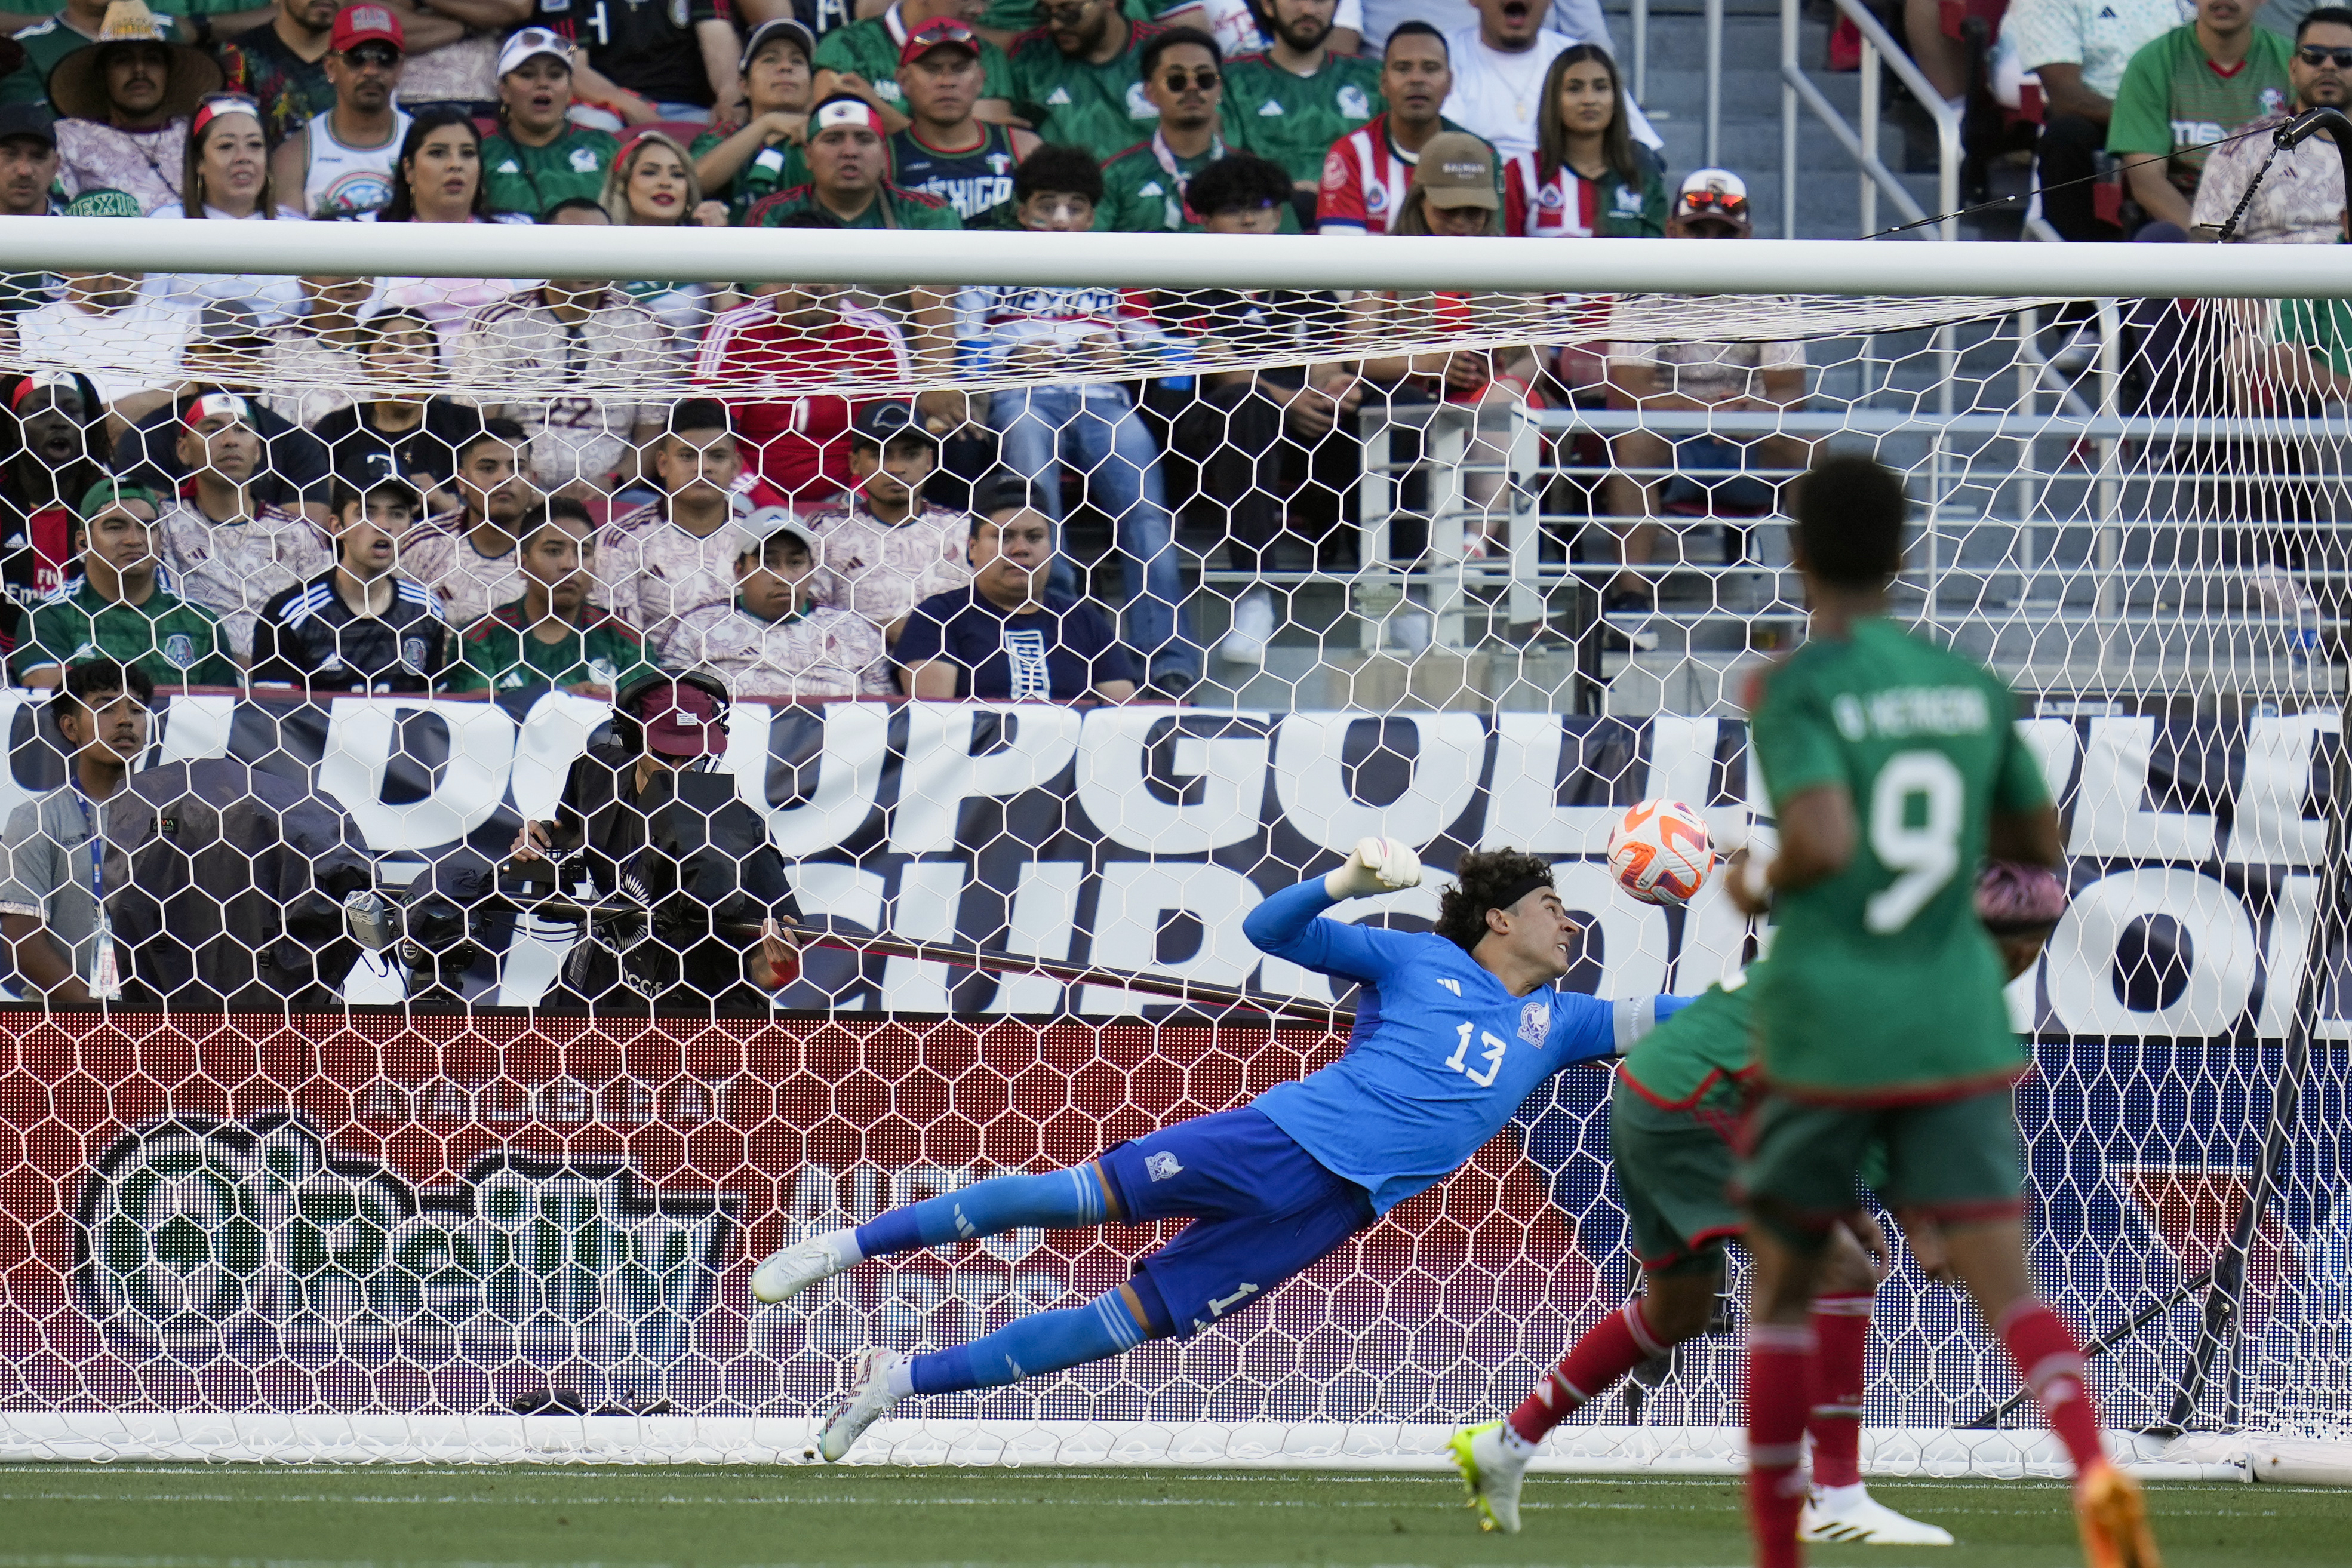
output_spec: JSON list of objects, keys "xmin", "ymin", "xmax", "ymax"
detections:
[{"xmin": 0, "ymin": 254, "xmax": 2343, "ymax": 1466}]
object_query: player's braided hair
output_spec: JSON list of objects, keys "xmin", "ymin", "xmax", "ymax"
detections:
[{"xmin": 1435, "ymin": 848, "xmax": 1555, "ymax": 952}]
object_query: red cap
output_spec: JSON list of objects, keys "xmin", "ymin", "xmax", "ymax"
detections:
[
  {"xmin": 899, "ymin": 16, "xmax": 981, "ymax": 66},
  {"xmin": 331, "ymin": 3, "xmax": 404, "ymax": 54},
  {"xmin": 638, "ymin": 682, "xmax": 728, "ymax": 758}
]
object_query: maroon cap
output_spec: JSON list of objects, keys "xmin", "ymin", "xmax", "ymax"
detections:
[
  {"xmin": 638, "ymin": 682, "xmax": 728, "ymax": 758},
  {"xmin": 899, "ymin": 16, "xmax": 981, "ymax": 66}
]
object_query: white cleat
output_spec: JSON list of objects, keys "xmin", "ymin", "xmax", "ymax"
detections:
[
  {"xmin": 817, "ymin": 1347, "xmax": 906, "ymax": 1462},
  {"xmin": 1447, "ymin": 1421, "xmax": 1530, "ymax": 1535},
  {"xmin": 751, "ymin": 1229, "xmax": 857, "ymax": 1305},
  {"xmin": 1801, "ymin": 1485, "xmax": 1956, "ymax": 1546}
]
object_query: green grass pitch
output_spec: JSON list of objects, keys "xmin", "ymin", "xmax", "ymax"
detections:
[{"xmin": 0, "ymin": 1465, "xmax": 2346, "ymax": 1567}]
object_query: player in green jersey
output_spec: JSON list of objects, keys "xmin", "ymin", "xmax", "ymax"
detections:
[
  {"xmin": 1729, "ymin": 455, "xmax": 2157, "ymax": 1568},
  {"xmin": 1450, "ymin": 866, "xmax": 2062, "ymax": 1541},
  {"xmin": 1223, "ymin": 0, "xmax": 1382, "ymax": 191}
]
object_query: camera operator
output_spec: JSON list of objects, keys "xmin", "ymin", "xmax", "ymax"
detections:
[{"xmin": 509, "ymin": 671, "xmax": 802, "ymax": 1013}]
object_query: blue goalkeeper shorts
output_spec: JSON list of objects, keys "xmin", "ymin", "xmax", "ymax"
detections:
[{"xmin": 1097, "ymin": 1105, "xmax": 1375, "ymax": 1339}]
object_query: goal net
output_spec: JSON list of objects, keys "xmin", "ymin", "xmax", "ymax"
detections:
[{"xmin": 0, "ymin": 223, "xmax": 2344, "ymax": 1480}]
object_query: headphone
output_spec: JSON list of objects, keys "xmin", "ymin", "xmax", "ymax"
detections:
[{"xmin": 610, "ymin": 669, "xmax": 733, "ymax": 759}]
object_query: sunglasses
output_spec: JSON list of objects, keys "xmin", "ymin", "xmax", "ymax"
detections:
[
  {"xmin": 1161, "ymin": 68, "xmax": 1220, "ymax": 91},
  {"xmin": 343, "ymin": 42, "xmax": 401, "ymax": 69},
  {"xmin": 1676, "ymin": 189, "xmax": 1748, "ymax": 217},
  {"xmin": 2301, "ymin": 44, "xmax": 2352, "ymax": 66}
]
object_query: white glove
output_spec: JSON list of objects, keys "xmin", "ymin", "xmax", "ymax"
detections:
[{"xmin": 1324, "ymin": 835, "xmax": 1422, "ymax": 900}]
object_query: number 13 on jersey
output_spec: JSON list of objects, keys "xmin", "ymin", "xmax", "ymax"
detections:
[{"xmin": 1444, "ymin": 1022, "xmax": 1511, "ymax": 1087}]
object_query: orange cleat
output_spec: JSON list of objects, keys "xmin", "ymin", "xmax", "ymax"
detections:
[{"xmin": 2074, "ymin": 1462, "xmax": 2161, "ymax": 1568}]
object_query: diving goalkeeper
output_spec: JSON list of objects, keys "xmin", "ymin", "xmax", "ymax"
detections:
[{"xmin": 752, "ymin": 842, "xmax": 1689, "ymax": 1462}]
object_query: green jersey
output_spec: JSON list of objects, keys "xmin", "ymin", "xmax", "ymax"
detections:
[
  {"xmin": 1745, "ymin": 616, "xmax": 2050, "ymax": 1103},
  {"xmin": 2106, "ymin": 22, "xmax": 2292, "ymax": 192},
  {"xmin": 1618, "ymin": 965, "xmax": 1758, "ymax": 1112},
  {"xmin": 982, "ymin": 0, "xmax": 1151, "ymax": 30},
  {"xmin": 1009, "ymin": 17, "xmax": 1168, "ymax": 162},
  {"xmin": 445, "ymin": 601, "xmax": 663, "ymax": 694},
  {"xmin": 2278, "ymin": 296, "xmax": 2352, "ymax": 376},
  {"xmin": 1224, "ymin": 50, "xmax": 1383, "ymax": 186},
  {"xmin": 745, "ymin": 180, "xmax": 962, "ymax": 229},
  {"xmin": 1099, "ymin": 131, "xmax": 1225, "ymax": 233},
  {"xmin": 690, "ymin": 124, "xmax": 811, "ymax": 223},
  {"xmin": 813, "ymin": 2, "xmax": 1016, "ymax": 112},
  {"xmin": 13, "ymin": 580, "xmax": 237, "ymax": 688},
  {"xmin": 481, "ymin": 125, "xmax": 622, "ymax": 220}
]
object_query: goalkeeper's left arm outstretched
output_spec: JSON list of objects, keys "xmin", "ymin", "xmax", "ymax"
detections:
[{"xmin": 753, "ymin": 842, "xmax": 1680, "ymax": 1462}]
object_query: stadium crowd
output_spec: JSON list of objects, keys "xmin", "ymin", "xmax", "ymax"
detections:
[
  {"xmin": 0, "ymin": 0, "xmax": 1828, "ymax": 690},
  {"xmin": 0, "ymin": 0, "xmax": 2334, "ymax": 698}
]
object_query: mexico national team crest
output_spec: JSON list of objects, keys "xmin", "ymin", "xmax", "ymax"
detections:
[
  {"xmin": 162, "ymin": 633, "xmax": 195, "ymax": 669},
  {"xmin": 399, "ymin": 637, "xmax": 428, "ymax": 672},
  {"xmin": 1518, "ymin": 998, "xmax": 1550, "ymax": 1046}
]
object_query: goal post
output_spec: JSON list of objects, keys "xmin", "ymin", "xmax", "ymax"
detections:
[{"xmin": 0, "ymin": 225, "xmax": 2343, "ymax": 1478}]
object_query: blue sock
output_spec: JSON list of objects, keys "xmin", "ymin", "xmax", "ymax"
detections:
[
  {"xmin": 909, "ymin": 1289, "xmax": 1151, "ymax": 1395},
  {"xmin": 854, "ymin": 1166, "xmax": 1111, "ymax": 1258}
]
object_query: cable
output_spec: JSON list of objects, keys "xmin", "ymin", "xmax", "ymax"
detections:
[{"xmin": 1862, "ymin": 119, "xmax": 2289, "ymax": 241}]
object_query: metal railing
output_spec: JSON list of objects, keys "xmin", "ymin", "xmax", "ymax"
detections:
[{"xmin": 1781, "ymin": 0, "xmax": 1960, "ymax": 239}]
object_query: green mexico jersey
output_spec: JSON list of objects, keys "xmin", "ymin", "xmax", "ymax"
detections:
[
  {"xmin": 482, "ymin": 125, "xmax": 622, "ymax": 220},
  {"xmin": 1224, "ymin": 50, "xmax": 1383, "ymax": 186},
  {"xmin": 1010, "ymin": 19, "xmax": 1167, "ymax": 162},
  {"xmin": 2277, "ymin": 296, "xmax": 2352, "ymax": 376},
  {"xmin": 1099, "ymin": 134, "xmax": 1222, "ymax": 233},
  {"xmin": 13, "ymin": 581, "xmax": 237, "ymax": 687},
  {"xmin": 982, "ymin": 0, "xmax": 1151, "ymax": 30},
  {"xmin": 1746, "ymin": 616, "xmax": 2050, "ymax": 1102},
  {"xmin": 814, "ymin": 4, "xmax": 1016, "ymax": 110},
  {"xmin": 2106, "ymin": 23, "xmax": 2292, "ymax": 189},
  {"xmin": 745, "ymin": 182, "xmax": 961, "ymax": 229},
  {"xmin": 446, "ymin": 601, "xmax": 662, "ymax": 694},
  {"xmin": 690, "ymin": 125, "xmax": 811, "ymax": 223},
  {"xmin": 1618, "ymin": 965, "xmax": 1758, "ymax": 1112}
]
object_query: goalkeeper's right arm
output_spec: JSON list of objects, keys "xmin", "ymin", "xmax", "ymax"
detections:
[{"xmin": 1242, "ymin": 837, "xmax": 1423, "ymax": 976}]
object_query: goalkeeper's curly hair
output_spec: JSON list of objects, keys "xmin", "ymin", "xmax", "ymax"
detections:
[{"xmin": 1435, "ymin": 848, "xmax": 1555, "ymax": 952}]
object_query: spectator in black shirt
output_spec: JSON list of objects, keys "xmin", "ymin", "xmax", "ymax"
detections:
[
  {"xmin": 308, "ymin": 306, "xmax": 485, "ymax": 505},
  {"xmin": 897, "ymin": 473, "xmax": 1139, "ymax": 703},
  {"xmin": 112, "ymin": 306, "xmax": 331, "ymax": 514},
  {"xmin": 546, "ymin": 0, "xmax": 742, "ymax": 127},
  {"xmin": 219, "ymin": 0, "xmax": 339, "ymax": 144},
  {"xmin": 1167, "ymin": 152, "xmax": 1358, "ymax": 667},
  {"xmin": 250, "ymin": 475, "xmax": 449, "ymax": 692},
  {"xmin": 0, "ymin": 371, "xmax": 106, "ymax": 651}
]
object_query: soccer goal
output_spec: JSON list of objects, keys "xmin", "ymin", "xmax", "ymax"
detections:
[{"xmin": 0, "ymin": 221, "xmax": 2345, "ymax": 1481}]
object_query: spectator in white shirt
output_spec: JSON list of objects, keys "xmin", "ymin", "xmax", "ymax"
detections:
[
  {"xmin": 1440, "ymin": 0, "xmax": 1659, "ymax": 161},
  {"xmin": 1355, "ymin": 0, "xmax": 1610, "ymax": 54},
  {"xmin": 147, "ymin": 93, "xmax": 306, "ymax": 325},
  {"xmin": 2004, "ymin": 0, "xmax": 2187, "ymax": 241},
  {"xmin": 5, "ymin": 188, "xmax": 196, "ymax": 440}
]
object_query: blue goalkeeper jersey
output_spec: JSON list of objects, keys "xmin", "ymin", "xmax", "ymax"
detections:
[{"xmin": 1243, "ymin": 880, "xmax": 1685, "ymax": 1215}]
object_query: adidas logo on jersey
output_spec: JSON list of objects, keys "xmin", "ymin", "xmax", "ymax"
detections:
[
  {"xmin": 1435, "ymin": 977, "xmax": 1461, "ymax": 996},
  {"xmin": 1257, "ymin": 99, "xmax": 1284, "ymax": 116},
  {"xmin": 1046, "ymin": 85, "xmax": 1071, "ymax": 104},
  {"xmin": 496, "ymin": 159, "xmax": 520, "ymax": 173}
]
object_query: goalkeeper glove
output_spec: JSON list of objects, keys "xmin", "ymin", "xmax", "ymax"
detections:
[{"xmin": 1324, "ymin": 835, "xmax": 1422, "ymax": 900}]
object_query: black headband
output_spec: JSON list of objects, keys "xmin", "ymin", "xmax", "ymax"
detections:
[{"xmin": 1487, "ymin": 870, "xmax": 1554, "ymax": 917}]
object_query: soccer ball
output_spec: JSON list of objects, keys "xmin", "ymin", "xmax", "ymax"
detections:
[{"xmin": 1607, "ymin": 799, "xmax": 1716, "ymax": 906}]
